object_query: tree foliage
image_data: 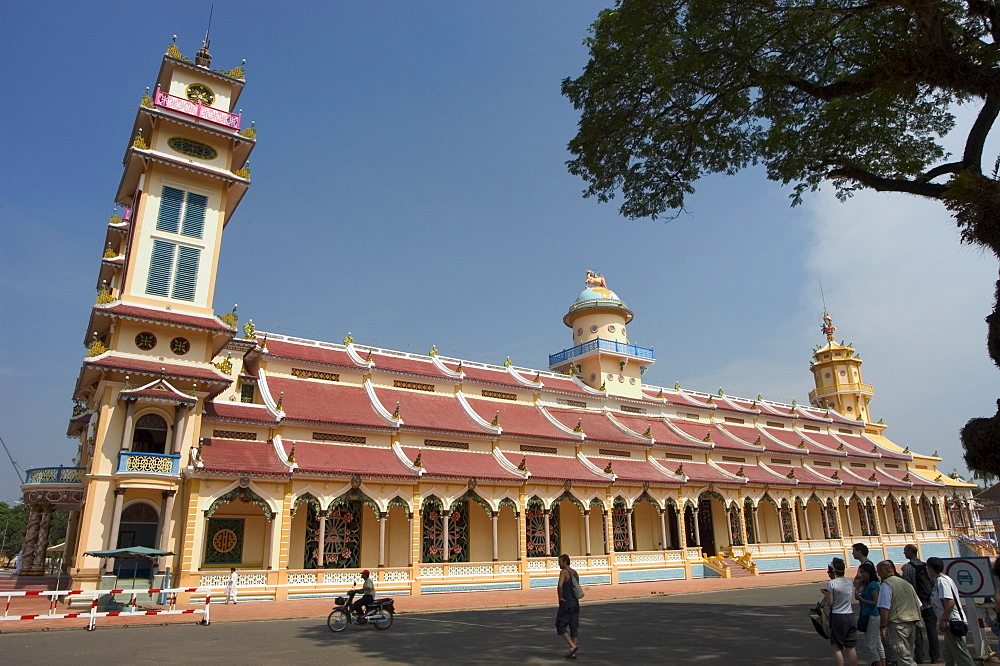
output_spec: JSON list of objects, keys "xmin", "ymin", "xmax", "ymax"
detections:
[{"xmin": 563, "ymin": 0, "xmax": 1000, "ymax": 473}]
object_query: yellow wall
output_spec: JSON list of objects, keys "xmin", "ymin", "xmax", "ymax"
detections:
[
  {"xmin": 497, "ymin": 508, "xmax": 518, "ymax": 560},
  {"xmin": 558, "ymin": 500, "xmax": 585, "ymax": 555}
]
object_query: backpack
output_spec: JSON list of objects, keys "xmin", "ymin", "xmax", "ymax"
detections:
[
  {"xmin": 910, "ymin": 562, "xmax": 934, "ymax": 604},
  {"xmin": 809, "ymin": 600, "xmax": 831, "ymax": 639},
  {"xmin": 571, "ymin": 570, "xmax": 585, "ymax": 600}
]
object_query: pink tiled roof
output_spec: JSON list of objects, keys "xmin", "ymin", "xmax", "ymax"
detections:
[
  {"xmin": 669, "ymin": 421, "xmax": 732, "ymax": 448},
  {"xmin": 878, "ymin": 466, "xmax": 933, "ymax": 487},
  {"xmin": 761, "ymin": 426, "xmax": 844, "ymax": 457},
  {"xmin": 838, "ymin": 467, "xmax": 880, "ymax": 487},
  {"xmin": 714, "ymin": 462, "xmax": 796, "ymax": 486},
  {"xmin": 93, "ymin": 303, "xmax": 234, "ymax": 333},
  {"xmin": 204, "ymin": 401, "xmax": 279, "ymax": 425},
  {"xmin": 587, "ymin": 457, "xmax": 678, "ymax": 484},
  {"xmin": 766, "ymin": 464, "xmax": 839, "ymax": 487},
  {"xmin": 367, "ymin": 351, "xmax": 447, "ymax": 378},
  {"xmin": 263, "ymin": 339, "xmax": 355, "ymax": 368},
  {"xmin": 461, "ymin": 365, "xmax": 527, "ymax": 388},
  {"xmin": 796, "ymin": 431, "xmax": 847, "ymax": 455},
  {"xmin": 84, "ymin": 354, "xmax": 231, "ymax": 384},
  {"xmin": 612, "ymin": 414, "xmax": 672, "ymax": 442},
  {"xmin": 537, "ymin": 375, "xmax": 591, "ymax": 395},
  {"xmin": 501, "ymin": 452, "xmax": 607, "ymax": 483},
  {"xmin": 669, "ymin": 460, "xmax": 743, "ymax": 485},
  {"xmin": 374, "ymin": 387, "xmax": 479, "ymax": 433},
  {"xmin": 463, "ymin": 398, "xmax": 573, "ymax": 441},
  {"xmin": 716, "ymin": 422, "xmax": 782, "ymax": 453},
  {"xmin": 199, "ymin": 438, "xmax": 288, "ymax": 474},
  {"xmin": 829, "ymin": 432, "xmax": 881, "ymax": 458},
  {"xmin": 283, "ymin": 440, "xmax": 418, "ymax": 478},
  {"xmin": 400, "ymin": 447, "xmax": 521, "ymax": 480},
  {"xmin": 545, "ymin": 409, "xmax": 642, "ymax": 444},
  {"xmin": 265, "ymin": 376, "xmax": 386, "ymax": 428}
]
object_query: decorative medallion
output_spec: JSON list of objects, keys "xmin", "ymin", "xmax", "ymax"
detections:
[
  {"xmin": 618, "ymin": 375, "xmax": 625, "ymax": 382},
  {"xmin": 185, "ymin": 83, "xmax": 215, "ymax": 106},
  {"xmin": 629, "ymin": 378, "xmax": 636, "ymax": 385},
  {"xmin": 168, "ymin": 136, "xmax": 218, "ymax": 160},
  {"xmin": 576, "ymin": 328, "xmax": 583, "ymax": 336},
  {"xmin": 468, "ymin": 478, "xmax": 477, "ymax": 490},
  {"xmin": 590, "ymin": 325, "xmax": 598, "ymax": 333},
  {"xmin": 212, "ymin": 528, "xmax": 238, "ymax": 553},
  {"xmin": 607, "ymin": 325, "xmax": 616, "ymax": 333},
  {"xmin": 238, "ymin": 476, "xmax": 250, "ymax": 488},
  {"xmin": 135, "ymin": 331, "xmax": 157, "ymax": 351},
  {"xmin": 170, "ymin": 337, "xmax": 191, "ymax": 355},
  {"xmin": 564, "ymin": 480, "xmax": 572, "ymax": 491},
  {"xmin": 590, "ymin": 373, "xmax": 596, "ymax": 381},
  {"xmin": 607, "ymin": 373, "xmax": 614, "ymax": 380},
  {"xmin": 351, "ymin": 474, "xmax": 361, "ymax": 489}
]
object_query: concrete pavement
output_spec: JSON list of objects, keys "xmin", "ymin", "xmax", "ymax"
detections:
[{"xmin": 0, "ymin": 569, "xmax": 828, "ymax": 633}]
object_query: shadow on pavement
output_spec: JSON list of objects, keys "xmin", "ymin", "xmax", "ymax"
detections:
[{"xmin": 296, "ymin": 598, "xmax": 828, "ymax": 665}]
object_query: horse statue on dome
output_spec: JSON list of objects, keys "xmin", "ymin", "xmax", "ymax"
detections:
[{"xmin": 585, "ymin": 270, "xmax": 607, "ymax": 289}]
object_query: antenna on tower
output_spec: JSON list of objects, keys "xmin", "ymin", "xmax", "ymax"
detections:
[
  {"xmin": 195, "ymin": 5, "xmax": 215, "ymax": 67},
  {"xmin": 818, "ymin": 278, "xmax": 828, "ymax": 313},
  {"xmin": 204, "ymin": 4, "xmax": 214, "ymax": 45}
]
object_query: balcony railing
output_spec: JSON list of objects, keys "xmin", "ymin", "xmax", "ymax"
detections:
[
  {"xmin": 153, "ymin": 89, "xmax": 241, "ymax": 130},
  {"xmin": 24, "ymin": 466, "xmax": 85, "ymax": 484},
  {"xmin": 549, "ymin": 338, "xmax": 655, "ymax": 367},
  {"xmin": 117, "ymin": 451, "xmax": 181, "ymax": 476},
  {"xmin": 808, "ymin": 382, "xmax": 874, "ymax": 402}
]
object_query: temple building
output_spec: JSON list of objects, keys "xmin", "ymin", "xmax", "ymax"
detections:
[{"xmin": 19, "ymin": 39, "xmax": 982, "ymax": 599}]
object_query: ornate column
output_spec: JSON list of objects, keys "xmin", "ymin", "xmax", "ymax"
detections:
[
  {"xmin": 800, "ymin": 503, "xmax": 813, "ymax": 540},
  {"xmin": 491, "ymin": 512, "xmax": 499, "ymax": 562},
  {"xmin": 20, "ymin": 505, "xmax": 42, "ymax": 575},
  {"xmin": 156, "ymin": 490, "xmax": 177, "ymax": 571},
  {"xmin": 410, "ymin": 494, "xmax": 421, "ymax": 567},
  {"xmin": 64, "ymin": 509, "xmax": 81, "ymax": 571},
  {"xmin": 441, "ymin": 509, "xmax": 450, "ymax": 562},
  {"xmin": 171, "ymin": 405, "xmax": 188, "ymax": 454},
  {"xmin": 880, "ymin": 500, "xmax": 892, "ymax": 534},
  {"xmin": 843, "ymin": 501, "xmax": 854, "ymax": 537},
  {"xmin": 659, "ymin": 507, "xmax": 668, "ymax": 550},
  {"xmin": 752, "ymin": 505, "xmax": 761, "ymax": 544},
  {"xmin": 735, "ymin": 504, "xmax": 749, "ymax": 547},
  {"xmin": 933, "ymin": 500, "xmax": 944, "ymax": 530},
  {"xmin": 33, "ymin": 506, "xmax": 54, "ymax": 573},
  {"xmin": 675, "ymin": 503, "xmax": 686, "ymax": 550},
  {"xmin": 692, "ymin": 506, "xmax": 702, "ymax": 546},
  {"xmin": 317, "ymin": 510, "xmax": 327, "ymax": 568},
  {"xmin": 583, "ymin": 510, "xmax": 592, "ymax": 556},
  {"xmin": 543, "ymin": 510, "xmax": 551, "ymax": 557},
  {"xmin": 120, "ymin": 401, "xmax": 136, "ymax": 451},
  {"xmin": 378, "ymin": 512, "xmax": 387, "ymax": 568},
  {"xmin": 105, "ymin": 488, "xmax": 126, "ymax": 573},
  {"xmin": 915, "ymin": 500, "xmax": 927, "ymax": 532},
  {"xmin": 625, "ymin": 508, "xmax": 634, "ymax": 551},
  {"xmin": 603, "ymin": 507, "xmax": 613, "ymax": 555}
]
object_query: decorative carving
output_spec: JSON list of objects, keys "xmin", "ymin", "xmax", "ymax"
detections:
[
  {"xmin": 219, "ymin": 305, "xmax": 238, "ymax": 328},
  {"xmin": 214, "ymin": 353, "xmax": 233, "ymax": 375},
  {"xmin": 238, "ymin": 121, "xmax": 256, "ymax": 139},
  {"xmin": 243, "ymin": 319, "xmax": 256, "ymax": 339}
]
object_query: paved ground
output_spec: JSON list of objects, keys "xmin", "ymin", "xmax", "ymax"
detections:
[
  {"xmin": 4, "ymin": 583, "xmax": 832, "ymax": 664},
  {"xmin": 0, "ymin": 569, "xmax": 829, "ymax": 632}
]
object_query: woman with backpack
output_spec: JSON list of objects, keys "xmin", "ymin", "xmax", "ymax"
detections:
[{"xmin": 824, "ymin": 557, "xmax": 859, "ymax": 666}]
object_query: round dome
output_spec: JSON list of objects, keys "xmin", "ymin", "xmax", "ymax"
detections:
[{"xmin": 575, "ymin": 286, "xmax": 622, "ymax": 304}]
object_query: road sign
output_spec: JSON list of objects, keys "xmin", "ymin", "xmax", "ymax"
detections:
[{"xmin": 942, "ymin": 557, "xmax": 995, "ymax": 598}]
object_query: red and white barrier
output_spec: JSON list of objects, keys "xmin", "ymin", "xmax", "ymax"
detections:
[{"xmin": 1, "ymin": 586, "xmax": 210, "ymax": 630}]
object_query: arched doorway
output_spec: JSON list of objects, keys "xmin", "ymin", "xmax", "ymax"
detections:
[
  {"xmin": 115, "ymin": 502, "xmax": 158, "ymax": 577},
  {"xmin": 553, "ymin": 492, "xmax": 586, "ymax": 556},
  {"xmin": 696, "ymin": 492, "xmax": 725, "ymax": 555},
  {"xmin": 132, "ymin": 413, "xmax": 168, "ymax": 454},
  {"xmin": 756, "ymin": 496, "xmax": 781, "ymax": 544}
]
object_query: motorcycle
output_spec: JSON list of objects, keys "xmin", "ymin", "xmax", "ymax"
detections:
[{"xmin": 327, "ymin": 589, "xmax": 395, "ymax": 632}]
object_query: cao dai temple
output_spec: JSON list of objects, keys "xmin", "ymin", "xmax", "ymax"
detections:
[{"xmin": 18, "ymin": 39, "xmax": 984, "ymax": 599}]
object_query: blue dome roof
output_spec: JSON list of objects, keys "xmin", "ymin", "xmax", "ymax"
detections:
[{"xmin": 575, "ymin": 286, "xmax": 623, "ymax": 304}]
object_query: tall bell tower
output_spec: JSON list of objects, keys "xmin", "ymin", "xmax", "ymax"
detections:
[
  {"xmin": 807, "ymin": 312, "xmax": 875, "ymax": 424},
  {"xmin": 61, "ymin": 37, "xmax": 255, "ymax": 585}
]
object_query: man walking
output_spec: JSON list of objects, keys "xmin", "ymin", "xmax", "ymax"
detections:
[
  {"xmin": 877, "ymin": 559, "xmax": 922, "ymax": 666},
  {"xmin": 901, "ymin": 544, "xmax": 940, "ymax": 664},
  {"xmin": 927, "ymin": 557, "xmax": 974, "ymax": 666},
  {"xmin": 556, "ymin": 554, "xmax": 581, "ymax": 659}
]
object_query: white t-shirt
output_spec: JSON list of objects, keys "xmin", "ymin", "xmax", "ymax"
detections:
[
  {"xmin": 825, "ymin": 576, "xmax": 855, "ymax": 614},
  {"xmin": 931, "ymin": 574, "xmax": 963, "ymax": 623},
  {"xmin": 877, "ymin": 579, "xmax": 893, "ymax": 610}
]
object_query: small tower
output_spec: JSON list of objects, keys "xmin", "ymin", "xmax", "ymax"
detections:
[
  {"xmin": 808, "ymin": 312, "xmax": 875, "ymax": 424},
  {"xmin": 549, "ymin": 271, "xmax": 654, "ymax": 398}
]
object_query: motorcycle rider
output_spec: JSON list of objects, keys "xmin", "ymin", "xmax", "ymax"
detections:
[{"xmin": 352, "ymin": 569, "xmax": 375, "ymax": 622}]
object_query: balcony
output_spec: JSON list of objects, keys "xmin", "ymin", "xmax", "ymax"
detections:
[
  {"xmin": 153, "ymin": 89, "xmax": 241, "ymax": 130},
  {"xmin": 549, "ymin": 338, "xmax": 655, "ymax": 367},
  {"xmin": 117, "ymin": 451, "xmax": 181, "ymax": 476},
  {"xmin": 23, "ymin": 466, "xmax": 85, "ymax": 485},
  {"xmin": 808, "ymin": 382, "xmax": 874, "ymax": 403}
]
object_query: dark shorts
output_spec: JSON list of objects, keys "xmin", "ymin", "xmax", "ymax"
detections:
[
  {"xmin": 556, "ymin": 601, "xmax": 579, "ymax": 638},
  {"xmin": 830, "ymin": 612, "xmax": 857, "ymax": 649}
]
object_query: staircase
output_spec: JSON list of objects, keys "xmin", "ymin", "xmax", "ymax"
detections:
[
  {"xmin": 721, "ymin": 558, "xmax": 756, "ymax": 577},
  {"xmin": 0, "ymin": 574, "xmax": 64, "ymax": 592}
]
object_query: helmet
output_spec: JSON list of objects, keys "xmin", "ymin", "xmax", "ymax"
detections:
[{"xmin": 361, "ymin": 569, "xmax": 370, "ymax": 577}]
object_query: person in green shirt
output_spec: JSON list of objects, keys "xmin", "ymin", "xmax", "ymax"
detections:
[{"xmin": 876, "ymin": 560, "xmax": 922, "ymax": 666}]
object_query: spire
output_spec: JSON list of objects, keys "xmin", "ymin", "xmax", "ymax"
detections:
[{"xmin": 195, "ymin": 6, "xmax": 214, "ymax": 67}]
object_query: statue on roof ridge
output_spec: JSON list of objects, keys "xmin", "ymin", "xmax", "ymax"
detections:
[
  {"xmin": 821, "ymin": 311, "xmax": 837, "ymax": 342},
  {"xmin": 585, "ymin": 269, "xmax": 607, "ymax": 288}
]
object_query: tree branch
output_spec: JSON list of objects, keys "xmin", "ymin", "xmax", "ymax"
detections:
[
  {"xmin": 965, "ymin": 91, "xmax": 1000, "ymax": 175},
  {"xmin": 826, "ymin": 165, "xmax": 949, "ymax": 198},
  {"xmin": 917, "ymin": 161, "xmax": 965, "ymax": 183}
]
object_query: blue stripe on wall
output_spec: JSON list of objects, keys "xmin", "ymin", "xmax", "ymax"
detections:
[
  {"xmin": 618, "ymin": 568, "xmax": 685, "ymax": 583},
  {"xmin": 756, "ymin": 557, "xmax": 801, "ymax": 573},
  {"xmin": 920, "ymin": 542, "xmax": 953, "ymax": 558}
]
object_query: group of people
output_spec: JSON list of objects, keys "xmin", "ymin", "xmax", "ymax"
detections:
[{"xmin": 823, "ymin": 543, "xmax": 973, "ymax": 666}]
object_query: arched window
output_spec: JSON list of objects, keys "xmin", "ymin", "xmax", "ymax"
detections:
[
  {"xmin": 115, "ymin": 501, "xmax": 159, "ymax": 577},
  {"xmin": 133, "ymin": 413, "xmax": 168, "ymax": 454}
]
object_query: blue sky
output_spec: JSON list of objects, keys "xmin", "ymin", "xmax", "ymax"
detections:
[{"xmin": 1, "ymin": 1, "xmax": 996, "ymax": 501}]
